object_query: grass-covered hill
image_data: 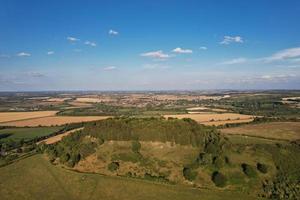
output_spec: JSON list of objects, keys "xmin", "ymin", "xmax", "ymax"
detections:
[
  {"xmin": 41, "ymin": 117, "xmax": 300, "ymax": 199},
  {"xmin": 0, "ymin": 154, "xmax": 257, "ymax": 200}
]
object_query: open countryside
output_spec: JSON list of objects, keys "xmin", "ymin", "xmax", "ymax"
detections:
[
  {"xmin": 165, "ymin": 113, "xmax": 255, "ymax": 125},
  {"xmin": 0, "ymin": 111, "xmax": 58, "ymax": 123},
  {"xmin": 0, "ymin": 116, "xmax": 110, "ymax": 127},
  {"xmin": 1, "ymin": 1, "xmax": 300, "ymax": 200}
]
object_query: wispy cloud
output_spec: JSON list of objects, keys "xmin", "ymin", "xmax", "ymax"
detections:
[
  {"xmin": 220, "ymin": 36, "xmax": 243, "ymax": 45},
  {"xmin": 73, "ymin": 49, "xmax": 82, "ymax": 52},
  {"xmin": 85, "ymin": 41, "xmax": 97, "ymax": 47},
  {"xmin": 27, "ymin": 72, "xmax": 46, "ymax": 78},
  {"xmin": 109, "ymin": 29, "xmax": 119, "ymax": 36},
  {"xmin": 47, "ymin": 51, "xmax": 54, "ymax": 55},
  {"xmin": 172, "ymin": 47, "xmax": 193, "ymax": 54},
  {"xmin": 17, "ymin": 52, "xmax": 31, "ymax": 57},
  {"xmin": 219, "ymin": 57, "xmax": 247, "ymax": 65},
  {"xmin": 143, "ymin": 64, "xmax": 170, "ymax": 70},
  {"xmin": 140, "ymin": 50, "xmax": 171, "ymax": 59},
  {"xmin": 67, "ymin": 36, "xmax": 80, "ymax": 42},
  {"xmin": 224, "ymin": 74, "xmax": 298, "ymax": 84},
  {"xmin": 199, "ymin": 46, "xmax": 207, "ymax": 50},
  {"xmin": 103, "ymin": 66, "xmax": 117, "ymax": 71},
  {"xmin": 263, "ymin": 47, "xmax": 300, "ymax": 62},
  {"xmin": 259, "ymin": 74, "xmax": 297, "ymax": 82}
]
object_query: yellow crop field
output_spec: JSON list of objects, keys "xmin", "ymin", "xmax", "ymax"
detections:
[
  {"xmin": 0, "ymin": 111, "xmax": 58, "ymax": 123},
  {"xmin": 0, "ymin": 116, "xmax": 110, "ymax": 127},
  {"xmin": 164, "ymin": 113, "xmax": 254, "ymax": 125},
  {"xmin": 202, "ymin": 118, "xmax": 254, "ymax": 126}
]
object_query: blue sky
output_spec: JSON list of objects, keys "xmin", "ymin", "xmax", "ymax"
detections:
[{"xmin": 0, "ymin": 0, "xmax": 300, "ymax": 91}]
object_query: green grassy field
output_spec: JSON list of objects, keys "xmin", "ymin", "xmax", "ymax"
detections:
[
  {"xmin": 0, "ymin": 154, "xmax": 258, "ymax": 200},
  {"xmin": 221, "ymin": 122, "xmax": 300, "ymax": 141},
  {"xmin": 0, "ymin": 126, "xmax": 63, "ymax": 141}
]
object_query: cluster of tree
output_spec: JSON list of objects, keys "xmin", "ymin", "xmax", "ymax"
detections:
[
  {"xmin": 214, "ymin": 95, "xmax": 300, "ymax": 118},
  {"xmin": 59, "ymin": 102, "xmax": 186, "ymax": 117},
  {"xmin": 44, "ymin": 130, "xmax": 100, "ymax": 167},
  {"xmin": 0, "ymin": 140, "xmax": 39, "ymax": 167},
  {"xmin": 261, "ymin": 143, "xmax": 300, "ymax": 199},
  {"xmin": 219, "ymin": 117, "xmax": 300, "ymax": 128},
  {"xmin": 262, "ymin": 176, "xmax": 300, "ymax": 199},
  {"xmin": 0, "ymin": 123, "xmax": 85, "ymax": 166},
  {"xmin": 82, "ymin": 117, "xmax": 219, "ymax": 147},
  {"xmin": 182, "ymin": 133, "xmax": 228, "ymax": 184}
]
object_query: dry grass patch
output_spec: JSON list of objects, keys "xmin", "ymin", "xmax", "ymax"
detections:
[
  {"xmin": 44, "ymin": 98, "xmax": 72, "ymax": 102},
  {"xmin": 75, "ymin": 97, "xmax": 115, "ymax": 103},
  {"xmin": 221, "ymin": 122, "xmax": 300, "ymax": 141}
]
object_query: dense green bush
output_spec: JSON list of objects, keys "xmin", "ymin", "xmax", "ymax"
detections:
[
  {"xmin": 241, "ymin": 163, "xmax": 257, "ymax": 177},
  {"xmin": 197, "ymin": 152, "xmax": 212, "ymax": 165},
  {"xmin": 224, "ymin": 156, "xmax": 230, "ymax": 165},
  {"xmin": 212, "ymin": 171, "xmax": 227, "ymax": 187},
  {"xmin": 213, "ymin": 156, "xmax": 224, "ymax": 169},
  {"xmin": 79, "ymin": 143, "xmax": 96, "ymax": 158},
  {"xmin": 108, "ymin": 162, "xmax": 119, "ymax": 172},
  {"xmin": 131, "ymin": 140, "xmax": 141, "ymax": 153},
  {"xmin": 46, "ymin": 148, "xmax": 57, "ymax": 162},
  {"xmin": 257, "ymin": 163, "xmax": 268, "ymax": 174},
  {"xmin": 70, "ymin": 153, "xmax": 81, "ymax": 163},
  {"xmin": 183, "ymin": 167, "xmax": 197, "ymax": 181},
  {"xmin": 4, "ymin": 154, "xmax": 18, "ymax": 162},
  {"xmin": 60, "ymin": 153, "xmax": 70, "ymax": 163},
  {"xmin": 98, "ymin": 138, "xmax": 104, "ymax": 145}
]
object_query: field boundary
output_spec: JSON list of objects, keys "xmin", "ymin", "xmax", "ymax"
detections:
[{"xmin": 224, "ymin": 133, "xmax": 290, "ymax": 142}]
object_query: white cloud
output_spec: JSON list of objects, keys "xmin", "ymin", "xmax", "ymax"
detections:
[
  {"xmin": 220, "ymin": 57, "xmax": 247, "ymax": 65},
  {"xmin": 103, "ymin": 66, "xmax": 117, "ymax": 71},
  {"xmin": 67, "ymin": 36, "xmax": 80, "ymax": 42},
  {"xmin": 264, "ymin": 47, "xmax": 300, "ymax": 62},
  {"xmin": 220, "ymin": 36, "xmax": 243, "ymax": 45},
  {"xmin": 17, "ymin": 52, "xmax": 31, "ymax": 57},
  {"xmin": 85, "ymin": 41, "xmax": 97, "ymax": 47},
  {"xmin": 172, "ymin": 47, "xmax": 193, "ymax": 54},
  {"xmin": 109, "ymin": 29, "xmax": 119, "ymax": 36},
  {"xmin": 199, "ymin": 46, "xmax": 207, "ymax": 50},
  {"xmin": 140, "ymin": 50, "xmax": 171, "ymax": 59},
  {"xmin": 47, "ymin": 51, "xmax": 54, "ymax": 55}
]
